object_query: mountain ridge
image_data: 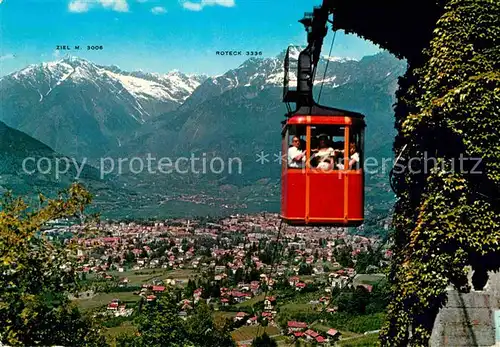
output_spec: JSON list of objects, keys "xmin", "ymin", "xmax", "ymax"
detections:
[{"xmin": 0, "ymin": 57, "xmax": 209, "ymax": 159}]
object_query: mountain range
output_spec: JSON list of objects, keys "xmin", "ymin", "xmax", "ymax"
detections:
[
  {"xmin": 0, "ymin": 49, "xmax": 407, "ymax": 233},
  {"xmin": 0, "ymin": 57, "xmax": 207, "ymax": 160}
]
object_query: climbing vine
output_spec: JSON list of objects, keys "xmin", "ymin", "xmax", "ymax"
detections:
[{"xmin": 333, "ymin": 0, "xmax": 499, "ymax": 345}]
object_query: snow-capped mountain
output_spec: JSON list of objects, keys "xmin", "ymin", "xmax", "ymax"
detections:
[
  {"xmin": 122, "ymin": 50, "xmax": 406, "ymax": 163},
  {"xmin": 0, "ymin": 57, "xmax": 208, "ymax": 159},
  {"xmin": 0, "ymin": 50, "xmax": 404, "ymax": 162},
  {"xmin": 7, "ymin": 57, "xmax": 208, "ymax": 118},
  {"xmin": 102, "ymin": 66, "xmax": 208, "ymax": 104},
  {"xmin": 182, "ymin": 47, "xmax": 398, "ymax": 109}
]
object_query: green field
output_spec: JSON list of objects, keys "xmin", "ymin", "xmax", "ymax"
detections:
[
  {"xmin": 111, "ymin": 270, "xmax": 160, "ymax": 286},
  {"xmin": 337, "ymin": 332, "xmax": 379, "ymax": 346},
  {"xmin": 74, "ymin": 291, "xmax": 141, "ymax": 310},
  {"xmin": 102, "ymin": 268, "xmax": 197, "ymax": 286},
  {"xmin": 280, "ymin": 302, "xmax": 322, "ymax": 313},
  {"xmin": 275, "ymin": 336, "xmax": 291, "ymax": 346},
  {"xmin": 298, "ymin": 275, "xmax": 317, "ymax": 282},
  {"xmin": 235, "ymin": 294, "xmax": 266, "ymax": 308},
  {"xmin": 353, "ymin": 274, "xmax": 385, "ymax": 286},
  {"xmin": 214, "ymin": 311, "xmax": 237, "ymax": 325},
  {"xmin": 75, "ymin": 268, "xmax": 198, "ymax": 311},
  {"xmin": 230, "ymin": 325, "xmax": 280, "ymax": 342},
  {"xmin": 105, "ymin": 322, "xmax": 137, "ymax": 347},
  {"xmin": 278, "ymin": 290, "xmax": 325, "ymax": 313}
]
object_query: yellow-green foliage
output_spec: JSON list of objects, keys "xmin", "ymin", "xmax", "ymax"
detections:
[{"xmin": 0, "ymin": 183, "xmax": 106, "ymax": 346}]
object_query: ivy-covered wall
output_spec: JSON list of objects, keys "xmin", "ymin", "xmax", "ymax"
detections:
[{"xmin": 332, "ymin": 0, "xmax": 499, "ymax": 345}]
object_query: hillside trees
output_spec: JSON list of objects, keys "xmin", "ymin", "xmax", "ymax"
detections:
[
  {"xmin": 0, "ymin": 183, "xmax": 106, "ymax": 346},
  {"xmin": 184, "ymin": 301, "xmax": 235, "ymax": 347},
  {"xmin": 251, "ymin": 332, "xmax": 277, "ymax": 347},
  {"xmin": 120, "ymin": 295, "xmax": 235, "ymax": 347}
]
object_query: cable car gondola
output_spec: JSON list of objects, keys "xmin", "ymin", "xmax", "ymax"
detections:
[{"xmin": 280, "ymin": 2, "xmax": 366, "ymax": 227}]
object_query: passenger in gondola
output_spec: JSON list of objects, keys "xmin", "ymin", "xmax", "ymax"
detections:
[
  {"xmin": 311, "ymin": 134, "xmax": 334, "ymax": 170},
  {"xmin": 336, "ymin": 143, "xmax": 360, "ymax": 170},
  {"xmin": 349, "ymin": 143, "xmax": 360, "ymax": 169},
  {"xmin": 288, "ymin": 136, "xmax": 306, "ymax": 168}
]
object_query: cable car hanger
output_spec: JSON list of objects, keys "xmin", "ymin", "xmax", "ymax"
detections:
[
  {"xmin": 283, "ymin": 1, "xmax": 363, "ymax": 120},
  {"xmin": 283, "ymin": 0, "xmax": 334, "ymax": 111}
]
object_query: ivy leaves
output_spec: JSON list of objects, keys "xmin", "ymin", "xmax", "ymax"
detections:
[{"xmin": 370, "ymin": 0, "xmax": 500, "ymax": 345}]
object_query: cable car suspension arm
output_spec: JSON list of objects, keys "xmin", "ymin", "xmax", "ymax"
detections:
[{"xmin": 293, "ymin": 0, "xmax": 336, "ymax": 107}]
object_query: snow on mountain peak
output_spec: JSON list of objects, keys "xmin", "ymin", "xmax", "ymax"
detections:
[
  {"xmin": 8, "ymin": 58, "xmax": 209, "ymax": 106},
  {"xmin": 62, "ymin": 55, "xmax": 82, "ymax": 63},
  {"xmin": 103, "ymin": 70, "xmax": 177, "ymax": 102},
  {"xmin": 287, "ymin": 45, "xmax": 303, "ymax": 61},
  {"xmin": 322, "ymin": 56, "xmax": 358, "ymax": 62},
  {"xmin": 200, "ymin": 48, "xmax": 388, "ymax": 93}
]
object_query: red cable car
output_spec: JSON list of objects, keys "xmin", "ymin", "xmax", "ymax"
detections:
[
  {"xmin": 280, "ymin": 4, "xmax": 366, "ymax": 227},
  {"xmin": 280, "ymin": 105, "xmax": 365, "ymax": 226}
]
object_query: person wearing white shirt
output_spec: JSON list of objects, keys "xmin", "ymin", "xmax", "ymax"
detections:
[
  {"xmin": 287, "ymin": 136, "xmax": 305, "ymax": 168},
  {"xmin": 336, "ymin": 143, "xmax": 360, "ymax": 170},
  {"xmin": 311, "ymin": 135, "xmax": 335, "ymax": 170}
]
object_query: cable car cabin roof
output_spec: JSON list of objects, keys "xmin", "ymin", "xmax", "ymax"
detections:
[{"xmin": 284, "ymin": 103, "xmax": 365, "ymax": 127}]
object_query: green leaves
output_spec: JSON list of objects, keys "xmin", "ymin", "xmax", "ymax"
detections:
[
  {"xmin": 0, "ymin": 183, "xmax": 106, "ymax": 346},
  {"xmin": 365, "ymin": 0, "xmax": 500, "ymax": 345},
  {"xmin": 123, "ymin": 295, "xmax": 236, "ymax": 347}
]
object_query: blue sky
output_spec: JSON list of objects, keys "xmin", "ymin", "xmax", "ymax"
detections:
[{"xmin": 0, "ymin": 0, "xmax": 382, "ymax": 76}]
